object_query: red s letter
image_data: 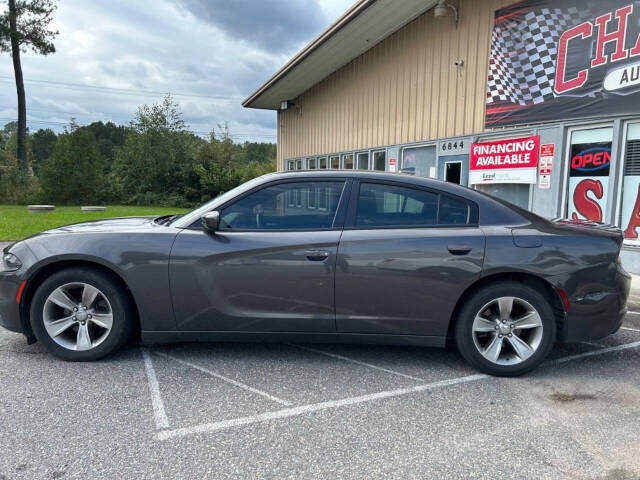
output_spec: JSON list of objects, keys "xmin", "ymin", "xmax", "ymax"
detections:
[
  {"xmin": 625, "ymin": 184, "xmax": 640, "ymax": 239},
  {"xmin": 555, "ymin": 22, "xmax": 593, "ymax": 94},
  {"xmin": 571, "ymin": 179, "xmax": 603, "ymax": 221}
]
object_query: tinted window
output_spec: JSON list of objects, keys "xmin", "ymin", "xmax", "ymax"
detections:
[
  {"xmin": 220, "ymin": 181, "xmax": 345, "ymax": 230},
  {"xmin": 356, "ymin": 183, "xmax": 438, "ymax": 227},
  {"xmin": 439, "ymin": 195, "xmax": 469, "ymax": 224}
]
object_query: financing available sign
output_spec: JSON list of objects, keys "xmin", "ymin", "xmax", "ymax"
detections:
[
  {"xmin": 469, "ymin": 136, "xmax": 540, "ymax": 185},
  {"xmin": 486, "ymin": 0, "xmax": 640, "ymax": 128}
]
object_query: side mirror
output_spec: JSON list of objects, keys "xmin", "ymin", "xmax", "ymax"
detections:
[{"xmin": 201, "ymin": 211, "xmax": 220, "ymax": 232}]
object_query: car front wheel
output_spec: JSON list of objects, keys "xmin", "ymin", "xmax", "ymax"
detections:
[
  {"xmin": 30, "ymin": 267, "xmax": 134, "ymax": 361},
  {"xmin": 454, "ymin": 281, "xmax": 556, "ymax": 377}
]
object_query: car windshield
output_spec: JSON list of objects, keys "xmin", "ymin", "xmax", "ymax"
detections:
[{"xmin": 170, "ymin": 176, "xmax": 266, "ymax": 227}]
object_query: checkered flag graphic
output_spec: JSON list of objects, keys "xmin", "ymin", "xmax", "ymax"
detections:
[{"xmin": 487, "ymin": 7, "xmax": 590, "ymax": 106}]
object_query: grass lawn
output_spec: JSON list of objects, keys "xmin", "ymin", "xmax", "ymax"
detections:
[{"xmin": 0, "ymin": 205, "xmax": 190, "ymax": 241}]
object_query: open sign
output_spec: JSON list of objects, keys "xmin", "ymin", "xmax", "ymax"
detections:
[{"xmin": 571, "ymin": 147, "xmax": 611, "ymax": 172}]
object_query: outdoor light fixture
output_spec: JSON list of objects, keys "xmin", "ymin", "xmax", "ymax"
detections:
[
  {"xmin": 434, "ymin": 0, "xmax": 458, "ymax": 28},
  {"xmin": 280, "ymin": 100, "xmax": 295, "ymax": 111}
]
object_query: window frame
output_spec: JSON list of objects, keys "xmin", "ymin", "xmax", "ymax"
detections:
[
  {"xmin": 343, "ymin": 179, "xmax": 478, "ymax": 230},
  {"xmin": 188, "ymin": 178, "xmax": 353, "ymax": 232}
]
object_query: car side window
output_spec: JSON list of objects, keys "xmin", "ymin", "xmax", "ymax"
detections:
[
  {"xmin": 220, "ymin": 181, "xmax": 345, "ymax": 230},
  {"xmin": 439, "ymin": 195, "xmax": 469, "ymax": 225},
  {"xmin": 356, "ymin": 183, "xmax": 439, "ymax": 227}
]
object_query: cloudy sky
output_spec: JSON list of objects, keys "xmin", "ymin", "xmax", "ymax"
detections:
[{"xmin": 0, "ymin": 0, "xmax": 353, "ymax": 142}]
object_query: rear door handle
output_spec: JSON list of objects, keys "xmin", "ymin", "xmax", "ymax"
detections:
[
  {"xmin": 447, "ymin": 244, "xmax": 472, "ymax": 255},
  {"xmin": 305, "ymin": 250, "xmax": 330, "ymax": 261}
]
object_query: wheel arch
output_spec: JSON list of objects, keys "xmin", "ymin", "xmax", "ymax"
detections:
[
  {"xmin": 20, "ymin": 259, "xmax": 141, "ymax": 338},
  {"xmin": 446, "ymin": 271, "xmax": 566, "ymax": 342}
]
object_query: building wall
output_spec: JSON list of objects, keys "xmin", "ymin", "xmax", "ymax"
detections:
[{"xmin": 277, "ymin": 0, "xmax": 513, "ymax": 169}]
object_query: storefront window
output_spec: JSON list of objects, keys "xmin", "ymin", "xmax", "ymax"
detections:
[
  {"xmin": 373, "ymin": 150, "xmax": 386, "ymax": 171},
  {"xmin": 287, "ymin": 160, "xmax": 295, "ymax": 171},
  {"xmin": 475, "ymin": 184, "xmax": 530, "ymax": 210},
  {"xmin": 357, "ymin": 152, "xmax": 369, "ymax": 170},
  {"xmin": 308, "ymin": 158, "xmax": 316, "ymax": 169},
  {"xmin": 318, "ymin": 157, "xmax": 327, "ymax": 169},
  {"xmin": 566, "ymin": 126, "xmax": 613, "ymax": 222},
  {"xmin": 401, "ymin": 145, "xmax": 436, "ymax": 177},
  {"xmin": 330, "ymin": 156, "xmax": 339, "ymax": 169},
  {"xmin": 620, "ymin": 123, "xmax": 640, "ymax": 244},
  {"xmin": 295, "ymin": 159, "xmax": 303, "ymax": 170},
  {"xmin": 342, "ymin": 154, "xmax": 354, "ymax": 169}
]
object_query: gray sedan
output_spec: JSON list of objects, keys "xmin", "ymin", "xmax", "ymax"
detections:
[{"xmin": 0, "ymin": 171, "xmax": 631, "ymax": 376}]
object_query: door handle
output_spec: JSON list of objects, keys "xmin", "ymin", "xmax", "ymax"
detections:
[
  {"xmin": 447, "ymin": 244, "xmax": 472, "ymax": 255},
  {"xmin": 305, "ymin": 250, "xmax": 330, "ymax": 261}
]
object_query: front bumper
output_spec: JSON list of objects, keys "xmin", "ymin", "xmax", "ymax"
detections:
[
  {"xmin": 559, "ymin": 264, "xmax": 631, "ymax": 342},
  {"xmin": 0, "ymin": 272, "xmax": 23, "ymax": 333}
]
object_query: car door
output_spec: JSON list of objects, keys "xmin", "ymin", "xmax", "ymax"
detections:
[
  {"xmin": 335, "ymin": 180, "xmax": 485, "ymax": 337},
  {"xmin": 170, "ymin": 178, "xmax": 349, "ymax": 332}
]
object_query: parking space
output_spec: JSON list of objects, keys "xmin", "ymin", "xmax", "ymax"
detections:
[{"xmin": 1, "ymin": 301, "xmax": 640, "ymax": 478}]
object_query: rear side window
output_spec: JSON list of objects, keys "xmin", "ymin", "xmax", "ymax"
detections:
[
  {"xmin": 356, "ymin": 183, "xmax": 438, "ymax": 227},
  {"xmin": 355, "ymin": 182, "xmax": 473, "ymax": 227},
  {"xmin": 439, "ymin": 195, "xmax": 469, "ymax": 225}
]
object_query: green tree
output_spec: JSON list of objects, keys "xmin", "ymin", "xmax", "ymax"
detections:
[
  {"xmin": 195, "ymin": 125, "xmax": 276, "ymax": 202},
  {"xmin": 30, "ymin": 127, "xmax": 56, "ymax": 174},
  {"xmin": 111, "ymin": 95, "xmax": 201, "ymax": 206},
  {"xmin": 39, "ymin": 121, "xmax": 103, "ymax": 204},
  {"xmin": 1, "ymin": 0, "xmax": 59, "ymax": 172}
]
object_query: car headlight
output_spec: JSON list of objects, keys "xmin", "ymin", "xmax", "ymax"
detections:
[{"xmin": 1, "ymin": 252, "xmax": 22, "ymax": 272}]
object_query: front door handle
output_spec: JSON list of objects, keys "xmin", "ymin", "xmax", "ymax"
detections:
[
  {"xmin": 447, "ymin": 244, "xmax": 472, "ymax": 255},
  {"xmin": 305, "ymin": 250, "xmax": 330, "ymax": 261}
]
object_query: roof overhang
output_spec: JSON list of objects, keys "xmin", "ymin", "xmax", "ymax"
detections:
[{"xmin": 243, "ymin": 0, "xmax": 439, "ymax": 110}]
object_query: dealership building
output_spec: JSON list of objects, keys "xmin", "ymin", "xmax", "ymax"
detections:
[{"xmin": 243, "ymin": 0, "xmax": 640, "ymax": 270}]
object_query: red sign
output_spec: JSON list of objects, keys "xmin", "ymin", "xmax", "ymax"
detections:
[
  {"xmin": 469, "ymin": 136, "xmax": 540, "ymax": 184},
  {"xmin": 389, "ymin": 158, "xmax": 397, "ymax": 165},
  {"xmin": 540, "ymin": 143, "xmax": 555, "ymax": 157}
]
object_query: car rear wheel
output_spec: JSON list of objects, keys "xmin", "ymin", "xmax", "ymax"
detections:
[
  {"xmin": 454, "ymin": 281, "xmax": 556, "ymax": 376},
  {"xmin": 30, "ymin": 267, "xmax": 135, "ymax": 361}
]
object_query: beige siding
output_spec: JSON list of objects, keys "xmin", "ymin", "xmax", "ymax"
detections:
[{"xmin": 277, "ymin": 0, "xmax": 513, "ymax": 169}]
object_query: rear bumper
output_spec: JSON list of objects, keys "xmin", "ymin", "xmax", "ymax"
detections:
[
  {"xmin": 0, "ymin": 272, "xmax": 23, "ymax": 334},
  {"xmin": 560, "ymin": 265, "xmax": 631, "ymax": 342}
]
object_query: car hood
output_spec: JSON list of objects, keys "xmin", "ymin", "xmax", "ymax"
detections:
[{"xmin": 40, "ymin": 216, "xmax": 158, "ymax": 235}]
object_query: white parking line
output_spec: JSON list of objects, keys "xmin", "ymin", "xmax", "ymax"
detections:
[
  {"xmin": 155, "ymin": 351, "xmax": 293, "ymax": 407},
  {"xmin": 621, "ymin": 326, "xmax": 640, "ymax": 333},
  {"xmin": 288, "ymin": 344, "xmax": 425, "ymax": 382},
  {"xmin": 157, "ymin": 373, "xmax": 487, "ymax": 441},
  {"xmin": 626, "ymin": 311, "xmax": 640, "ymax": 315},
  {"xmin": 156, "ymin": 340, "xmax": 640, "ymax": 441},
  {"xmin": 141, "ymin": 348, "xmax": 169, "ymax": 430},
  {"xmin": 550, "ymin": 340, "xmax": 640, "ymax": 364}
]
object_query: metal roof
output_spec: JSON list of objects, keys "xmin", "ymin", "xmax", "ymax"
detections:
[{"xmin": 242, "ymin": 0, "xmax": 439, "ymax": 110}]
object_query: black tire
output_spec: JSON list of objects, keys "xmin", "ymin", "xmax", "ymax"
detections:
[
  {"xmin": 454, "ymin": 281, "xmax": 556, "ymax": 377},
  {"xmin": 30, "ymin": 267, "xmax": 135, "ymax": 361}
]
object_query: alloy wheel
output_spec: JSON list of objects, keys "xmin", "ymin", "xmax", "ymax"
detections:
[
  {"xmin": 42, "ymin": 282, "xmax": 113, "ymax": 351},
  {"xmin": 471, "ymin": 296, "xmax": 544, "ymax": 366}
]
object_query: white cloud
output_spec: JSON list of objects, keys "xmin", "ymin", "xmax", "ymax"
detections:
[{"xmin": 0, "ymin": 0, "xmax": 353, "ymax": 142}]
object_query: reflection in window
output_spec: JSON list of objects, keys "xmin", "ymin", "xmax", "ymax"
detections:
[
  {"xmin": 308, "ymin": 158, "xmax": 316, "ymax": 169},
  {"xmin": 319, "ymin": 157, "xmax": 327, "ymax": 169},
  {"xmin": 221, "ymin": 182, "xmax": 345, "ymax": 230},
  {"xmin": 439, "ymin": 196, "xmax": 469, "ymax": 224},
  {"xmin": 287, "ymin": 160, "xmax": 295, "ymax": 171},
  {"xmin": 295, "ymin": 159, "xmax": 303, "ymax": 170},
  {"xmin": 342, "ymin": 154, "xmax": 354, "ymax": 169},
  {"xmin": 330, "ymin": 156, "xmax": 340, "ymax": 169},
  {"xmin": 356, "ymin": 183, "xmax": 438, "ymax": 227}
]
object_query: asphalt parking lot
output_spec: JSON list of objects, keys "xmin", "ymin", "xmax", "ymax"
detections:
[{"xmin": 1, "ymin": 282, "xmax": 640, "ymax": 479}]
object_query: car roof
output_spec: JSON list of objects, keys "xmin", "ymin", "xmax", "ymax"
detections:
[{"xmin": 264, "ymin": 170, "xmax": 481, "ymax": 199}]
